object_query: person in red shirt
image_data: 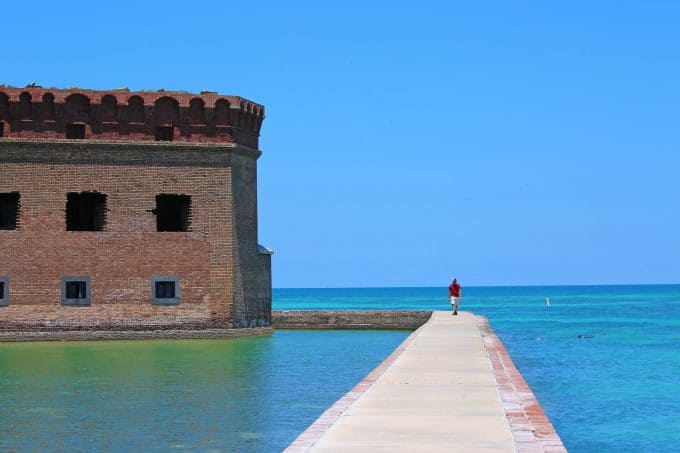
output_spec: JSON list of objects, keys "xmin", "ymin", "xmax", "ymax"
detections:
[{"xmin": 448, "ymin": 278, "xmax": 462, "ymax": 315}]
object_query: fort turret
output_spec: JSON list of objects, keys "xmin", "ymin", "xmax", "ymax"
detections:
[{"xmin": 0, "ymin": 86, "xmax": 272, "ymax": 337}]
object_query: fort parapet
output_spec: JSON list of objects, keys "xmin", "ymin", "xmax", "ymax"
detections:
[
  {"xmin": 0, "ymin": 86, "xmax": 271, "ymax": 337},
  {"xmin": 0, "ymin": 86, "xmax": 264, "ymax": 148}
]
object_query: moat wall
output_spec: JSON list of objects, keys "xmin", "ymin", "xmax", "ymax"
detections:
[
  {"xmin": 272, "ymin": 310, "xmax": 433, "ymax": 330},
  {"xmin": 0, "ymin": 326, "xmax": 273, "ymax": 342}
]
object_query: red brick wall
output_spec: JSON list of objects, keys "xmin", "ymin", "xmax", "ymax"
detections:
[
  {"xmin": 230, "ymin": 154, "xmax": 272, "ymax": 326},
  {"xmin": 0, "ymin": 140, "xmax": 271, "ymax": 331}
]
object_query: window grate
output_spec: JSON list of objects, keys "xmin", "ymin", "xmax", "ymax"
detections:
[
  {"xmin": 152, "ymin": 276, "xmax": 180, "ymax": 305},
  {"xmin": 65, "ymin": 281, "xmax": 87, "ymax": 299},
  {"xmin": 61, "ymin": 276, "xmax": 91, "ymax": 306},
  {"xmin": 155, "ymin": 281, "xmax": 176, "ymax": 299},
  {"xmin": 0, "ymin": 277, "xmax": 7, "ymax": 306}
]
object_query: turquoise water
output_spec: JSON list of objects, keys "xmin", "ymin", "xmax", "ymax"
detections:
[
  {"xmin": 0, "ymin": 330, "xmax": 408, "ymax": 452},
  {"xmin": 2, "ymin": 286, "xmax": 677, "ymax": 452},
  {"xmin": 274, "ymin": 285, "xmax": 680, "ymax": 452}
]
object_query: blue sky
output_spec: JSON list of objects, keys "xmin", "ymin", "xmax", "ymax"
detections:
[{"xmin": 4, "ymin": 1, "xmax": 680, "ymax": 287}]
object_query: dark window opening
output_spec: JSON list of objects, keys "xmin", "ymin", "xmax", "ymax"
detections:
[
  {"xmin": 155, "ymin": 281, "xmax": 176, "ymax": 299},
  {"xmin": 66, "ymin": 192, "xmax": 107, "ymax": 231},
  {"xmin": 154, "ymin": 194, "xmax": 191, "ymax": 232},
  {"xmin": 0, "ymin": 192, "xmax": 20, "ymax": 230},
  {"xmin": 65, "ymin": 123, "xmax": 85, "ymax": 139},
  {"xmin": 65, "ymin": 281, "xmax": 87, "ymax": 299},
  {"xmin": 0, "ymin": 122, "xmax": 4, "ymax": 137},
  {"xmin": 155, "ymin": 126, "xmax": 174, "ymax": 141},
  {"xmin": 0, "ymin": 282, "xmax": 4, "ymax": 298},
  {"xmin": 61, "ymin": 276, "xmax": 90, "ymax": 306}
]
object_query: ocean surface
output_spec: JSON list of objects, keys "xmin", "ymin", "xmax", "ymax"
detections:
[
  {"xmin": 1, "ymin": 285, "xmax": 678, "ymax": 452},
  {"xmin": 275, "ymin": 285, "xmax": 680, "ymax": 452}
]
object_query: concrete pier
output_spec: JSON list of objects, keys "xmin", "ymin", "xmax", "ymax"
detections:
[{"xmin": 286, "ymin": 311, "xmax": 566, "ymax": 452}]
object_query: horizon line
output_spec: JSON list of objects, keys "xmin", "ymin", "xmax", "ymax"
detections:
[{"xmin": 273, "ymin": 282, "xmax": 680, "ymax": 290}]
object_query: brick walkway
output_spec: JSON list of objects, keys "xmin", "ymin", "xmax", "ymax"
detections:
[
  {"xmin": 286, "ymin": 311, "xmax": 566, "ymax": 452},
  {"xmin": 479, "ymin": 316, "xmax": 566, "ymax": 452}
]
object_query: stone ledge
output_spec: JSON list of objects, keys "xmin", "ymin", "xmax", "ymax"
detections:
[
  {"xmin": 0, "ymin": 327, "xmax": 273, "ymax": 342},
  {"xmin": 0, "ymin": 139, "xmax": 261, "ymax": 166},
  {"xmin": 272, "ymin": 310, "xmax": 432, "ymax": 330}
]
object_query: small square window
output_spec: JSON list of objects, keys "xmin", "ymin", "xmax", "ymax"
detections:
[
  {"xmin": 0, "ymin": 192, "xmax": 20, "ymax": 230},
  {"xmin": 152, "ymin": 276, "xmax": 180, "ymax": 305},
  {"xmin": 155, "ymin": 126, "xmax": 174, "ymax": 141},
  {"xmin": 65, "ymin": 123, "xmax": 86, "ymax": 139},
  {"xmin": 0, "ymin": 277, "xmax": 8, "ymax": 306},
  {"xmin": 61, "ymin": 276, "xmax": 91, "ymax": 306}
]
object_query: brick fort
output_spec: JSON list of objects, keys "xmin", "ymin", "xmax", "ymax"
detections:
[{"xmin": 0, "ymin": 85, "xmax": 272, "ymax": 336}]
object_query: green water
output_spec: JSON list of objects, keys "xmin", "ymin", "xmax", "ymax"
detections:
[{"xmin": 0, "ymin": 330, "xmax": 408, "ymax": 452}]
